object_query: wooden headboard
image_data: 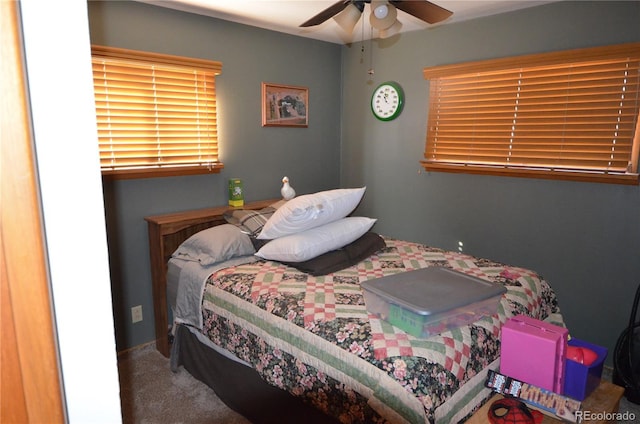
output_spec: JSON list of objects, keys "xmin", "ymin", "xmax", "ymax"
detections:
[{"xmin": 144, "ymin": 198, "xmax": 279, "ymax": 357}]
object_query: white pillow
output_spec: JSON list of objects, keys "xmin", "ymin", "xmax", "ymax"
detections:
[
  {"xmin": 257, "ymin": 187, "xmax": 366, "ymax": 240},
  {"xmin": 172, "ymin": 224, "xmax": 256, "ymax": 265},
  {"xmin": 255, "ymin": 217, "xmax": 376, "ymax": 263}
]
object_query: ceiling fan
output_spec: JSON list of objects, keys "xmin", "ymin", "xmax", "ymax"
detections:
[{"xmin": 300, "ymin": 0, "xmax": 453, "ymax": 38}]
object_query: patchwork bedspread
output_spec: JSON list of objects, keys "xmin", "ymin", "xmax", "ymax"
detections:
[{"xmin": 198, "ymin": 237, "xmax": 562, "ymax": 424}]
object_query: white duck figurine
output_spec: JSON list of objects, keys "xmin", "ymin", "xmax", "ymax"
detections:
[{"xmin": 280, "ymin": 176, "xmax": 296, "ymax": 200}]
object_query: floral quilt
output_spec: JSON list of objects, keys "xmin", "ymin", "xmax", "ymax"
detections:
[{"xmin": 199, "ymin": 237, "xmax": 561, "ymax": 424}]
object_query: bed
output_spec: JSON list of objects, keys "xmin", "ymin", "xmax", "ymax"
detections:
[{"xmin": 144, "ymin": 191, "xmax": 563, "ymax": 424}]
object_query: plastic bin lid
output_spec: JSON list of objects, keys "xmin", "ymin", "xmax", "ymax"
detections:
[{"xmin": 361, "ymin": 267, "xmax": 506, "ymax": 316}]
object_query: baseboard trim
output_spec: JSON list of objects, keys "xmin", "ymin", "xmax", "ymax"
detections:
[{"xmin": 116, "ymin": 340, "xmax": 156, "ymax": 357}]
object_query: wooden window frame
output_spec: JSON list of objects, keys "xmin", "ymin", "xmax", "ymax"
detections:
[
  {"xmin": 91, "ymin": 46, "xmax": 224, "ymax": 180},
  {"xmin": 422, "ymin": 43, "xmax": 640, "ymax": 185}
]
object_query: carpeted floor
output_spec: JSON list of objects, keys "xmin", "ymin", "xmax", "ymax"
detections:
[
  {"xmin": 118, "ymin": 343, "xmax": 250, "ymax": 424},
  {"xmin": 119, "ymin": 343, "xmax": 640, "ymax": 423}
]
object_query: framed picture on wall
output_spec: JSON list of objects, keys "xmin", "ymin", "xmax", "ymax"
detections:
[{"xmin": 262, "ymin": 82, "xmax": 308, "ymax": 127}]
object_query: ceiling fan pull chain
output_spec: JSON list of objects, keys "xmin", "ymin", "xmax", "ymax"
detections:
[
  {"xmin": 360, "ymin": 13, "xmax": 365, "ymax": 64},
  {"xmin": 368, "ymin": 25, "xmax": 374, "ymax": 80}
]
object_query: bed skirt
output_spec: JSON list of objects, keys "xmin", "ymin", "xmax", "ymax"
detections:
[{"xmin": 172, "ymin": 324, "xmax": 339, "ymax": 424}]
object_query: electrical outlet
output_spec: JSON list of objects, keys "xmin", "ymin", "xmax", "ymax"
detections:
[{"xmin": 131, "ymin": 305, "xmax": 143, "ymax": 323}]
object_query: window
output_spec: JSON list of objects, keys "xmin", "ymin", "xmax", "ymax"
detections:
[
  {"xmin": 91, "ymin": 45, "xmax": 223, "ymax": 179},
  {"xmin": 422, "ymin": 43, "xmax": 640, "ymax": 185}
]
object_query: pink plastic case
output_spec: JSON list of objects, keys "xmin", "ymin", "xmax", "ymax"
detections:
[{"xmin": 500, "ymin": 315, "xmax": 568, "ymax": 393}]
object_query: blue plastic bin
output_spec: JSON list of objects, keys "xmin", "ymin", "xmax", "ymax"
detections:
[{"xmin": 563, "ymin": 338, "xmax": 607, "ymax": 400}]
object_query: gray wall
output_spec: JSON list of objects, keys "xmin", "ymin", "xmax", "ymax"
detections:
[
  {"xmin": 88, "ymin": 1, "xmax": 342, "ymax": 349},
  {"xmin": 340, "ymin": 0, "xmax": 640, "ymax": 364},
  {"xmin": 91, "ymin": 0, "xmax": 640, "ymax": 364}
]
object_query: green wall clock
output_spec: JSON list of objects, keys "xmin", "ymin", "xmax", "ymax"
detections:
[{"xmin": 371, "ymin": 81, "xmax": 404, "ymax": 121}]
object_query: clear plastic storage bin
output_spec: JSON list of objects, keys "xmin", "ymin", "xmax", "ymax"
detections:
[{"xmin": 362, "ymin": 267, "xmax": 506, "ymax": 338}]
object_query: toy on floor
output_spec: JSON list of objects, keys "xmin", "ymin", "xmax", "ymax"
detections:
[{"xmin": 488, "ymin": 397, "xmax": 543, "ymax": 424}]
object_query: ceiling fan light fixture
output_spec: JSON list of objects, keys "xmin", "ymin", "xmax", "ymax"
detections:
[
  {"xmin": 379, "ymin": 19, "xmax": 403, "ymax": 38},
  {"xmin": 333, "ymin": 3, "xmax": 362, "ymax": 34},
  {"xmin": 373, "ymin": 3, "xmax": 389, "ymax": 19},
  {"xmin": 369, "ymin": 1, "xmax": 397, "ymax": 30}
]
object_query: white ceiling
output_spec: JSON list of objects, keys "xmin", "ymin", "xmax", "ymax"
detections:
[{"xmin": 137, "ymin": 0, "xmax": 557, "ymax": 44}]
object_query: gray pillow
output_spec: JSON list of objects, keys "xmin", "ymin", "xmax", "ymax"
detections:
[{"xmin": 171, "ymin": 224, "xmax": 255, "ymax": 266}]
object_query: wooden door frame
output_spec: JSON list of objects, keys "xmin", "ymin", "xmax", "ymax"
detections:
[{"xmin": 1, "ymin": 1, "xmax": 66, "ymax": 422}]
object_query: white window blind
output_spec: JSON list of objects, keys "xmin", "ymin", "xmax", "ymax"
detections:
[
  {"xmin": 423, "ymin": 43, "xmax": 640, "ymax": 184},
  {"xmin": 91, "ymin": 45, "xmax": 223, "ymax": 179}
]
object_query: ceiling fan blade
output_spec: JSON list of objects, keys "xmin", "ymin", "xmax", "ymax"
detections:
[
  {"xmin": 390, "ymin": 0, "xmax": 453, "ymax": 24},
  {"xmin": 300, "ymin": 0, "xmax": 352, "ymax": 27}
]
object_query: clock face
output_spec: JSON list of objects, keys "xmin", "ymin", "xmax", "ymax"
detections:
[{"xmin": 371, "ymin": 82, "xmax": 404, "ymax": 121}]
